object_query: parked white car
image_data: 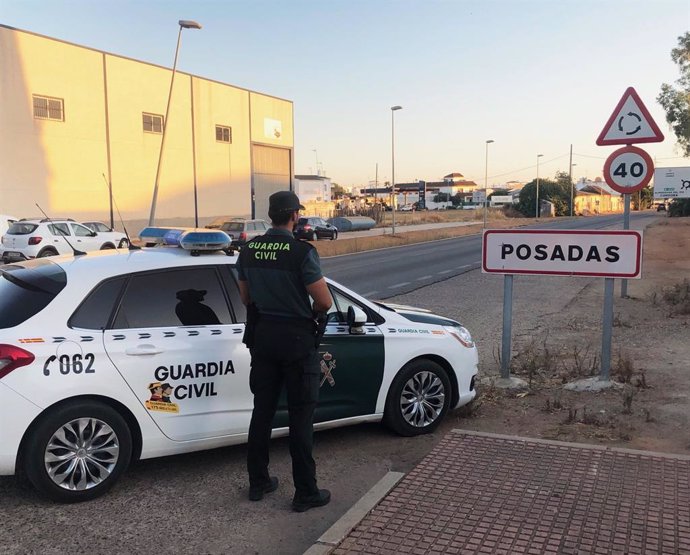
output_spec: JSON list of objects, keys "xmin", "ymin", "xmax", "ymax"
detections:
[
  {"xmin": 82, "ymin": 221, "xmax": 129, "ymax": 248},
  {"xmin": 0, "ymin": 214, "xmax": 18, "ymax": 239},
  {"xmin": 1, "ymin": 219, "xmax": 124, "ymax": 263}
]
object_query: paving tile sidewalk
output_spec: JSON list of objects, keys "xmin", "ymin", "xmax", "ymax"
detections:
[{"xmin": 330, "ymin": 430, "xmax": 690, "ymax": 554}]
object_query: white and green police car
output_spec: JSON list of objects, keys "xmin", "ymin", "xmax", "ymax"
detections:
[{"xmin": 0, "ymin": 229, "xmax": 478, "ymax": 502}]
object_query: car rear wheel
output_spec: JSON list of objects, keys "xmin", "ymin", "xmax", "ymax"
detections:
[
  {"xmin": 37, "ymin": 248, "xmax": 58, "ymax": 258},
  {"xmin": 384, "ymin": 359, "xmax": 451, "ymax": 436},
  {"xmin": 23, "ymin": 401, "xmax": 132, "ymax": 503},
  {"xmin": 100, "ymin": 243, "xmax": 115, "ymax": 250}
]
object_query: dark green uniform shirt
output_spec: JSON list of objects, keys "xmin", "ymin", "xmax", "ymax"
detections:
[{"xmin": 236, "ymin": 228, "xmax": 323, "ymax": 320}]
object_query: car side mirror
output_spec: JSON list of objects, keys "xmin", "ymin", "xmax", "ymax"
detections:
[
  {"xmin": 347, "ymin": 306, "xmax": 367, "ymax": 335},
  {"xmin": 89, "ymin": 231, "xmax": 97, "ymax": 237}
]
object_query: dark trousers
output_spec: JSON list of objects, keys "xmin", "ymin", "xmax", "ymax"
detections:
[{"xmin": 247, "ymin": 318, "xmax": 320, "ymax": 497}]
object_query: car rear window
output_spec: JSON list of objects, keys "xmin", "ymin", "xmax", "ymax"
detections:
[
  {"xmin": 221, "ymin": 222, "xmax": 244, "ymax": 232},
  {"xmin": 0, "ymin": 259, "xmax": 67, "ymax": 329},
  {"xmin": 7, "ymin": 223, "xmax": 38, "ymax": 235},
  {"xmin": 298, "ymin": 218, "xmax": 308, "ymax": 225}
]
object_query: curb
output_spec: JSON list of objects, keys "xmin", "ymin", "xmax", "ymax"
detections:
[{"xmin": 303, "ymin": 471, "xmax": 404, "ymax": 555}]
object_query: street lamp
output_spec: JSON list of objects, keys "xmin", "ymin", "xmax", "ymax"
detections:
[
  {"xmin": 569, "ymin": 163, "xmax": 577, "ymax": 216},
  {"xmin": 391, "ymin": 105, "xmax": 402, "ymax": 235},
  {"xmin": 313, "ymin": 149, "xmax": 319, "ymax": 176},
  {"xmin": 148, "ymin": 19, "xmax": 202, "ymax": 227},
  {"xmin": 535, "ymin": 153, "xmax": 544, "ymax": 219},
  {"xmin": 483, "ymin": 139, "xmax": 495, "ymax": 228}
]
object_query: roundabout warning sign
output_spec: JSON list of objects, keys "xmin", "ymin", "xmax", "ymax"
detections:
[{"xmin": 603, "ymin": 145, "xmax": 654, "ymax": 193}]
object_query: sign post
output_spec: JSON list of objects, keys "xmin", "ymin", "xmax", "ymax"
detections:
[
  {"xmin": 483, "ymin": 229, "xmax": 643, "ymax": 381},
  {"xmin": 597, "ymin": 87, "xmax": 663, "ymax": 298}
]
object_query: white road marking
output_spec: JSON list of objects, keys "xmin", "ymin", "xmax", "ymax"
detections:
[
  {"xmin": 416, "ymin": 275, "xmax": 433, "ymax": 280},
  {"xmin": 438, "ymin": 270, "xmax": 453, "ymax": 274},
  {"xmin": 457, "ymin": 264, "xmax": 471, "ymax": 269},
  {"xmin": 361, "ymin": 291, "xmax": 378, "ymax": 298},
  {"xmin": 389, "ymin": 282, "xmax": 411, "ymax": 289}
]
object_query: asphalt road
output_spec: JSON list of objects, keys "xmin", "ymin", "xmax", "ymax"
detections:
[
  {"xmin": 323, "ymin": 213, "xmax": 658, "ymax": 298},
  {"xmin": 0, "ymin": 212, "xmax": 660, "ymax": 555}
]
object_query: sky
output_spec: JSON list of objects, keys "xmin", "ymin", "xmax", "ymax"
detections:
[{"xmin": 2, "ymin": 0, "xmax": 689, "ymax": 189}]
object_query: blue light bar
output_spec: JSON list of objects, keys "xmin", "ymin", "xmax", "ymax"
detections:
[
  {"xmin": 139, "ymin": 227, "xmax": 184, "ymax": 244},
  {"xmin": 179, "ymin": 230, "xmax": 231, "ymax": 251}
]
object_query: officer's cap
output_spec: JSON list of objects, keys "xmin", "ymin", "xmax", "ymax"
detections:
[{"xmin": 268, "ymin": 191, "xmax": 305, "ymax": 213}]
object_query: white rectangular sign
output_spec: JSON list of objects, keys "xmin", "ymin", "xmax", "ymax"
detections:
[
  {"xmin": 654, "ymin": 167, "xmax": 690, "ymax": 199},
  {"xmin": 482, "ymin": 229, "xmax": 643, "ymax": 278}
]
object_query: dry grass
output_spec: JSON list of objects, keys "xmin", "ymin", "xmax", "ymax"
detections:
[{"xmin": 313, "ymin": 217, "xmax": 531, "ymax": 257}]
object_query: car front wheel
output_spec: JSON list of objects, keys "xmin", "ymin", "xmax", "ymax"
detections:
[
  {"xmin": 118, "ymin": 238, "xmax": 129, "ymax": 248},
  {"xmin": 23, "ymin": 401, "xmax": 132, "ymax": 503},
  {"xmin": 384, "ymin": 359, "xmax": 451, "ymax": 436},
  {"xmin": 331, "ymin": 231, "xmax": 338, "ymax": 240}
]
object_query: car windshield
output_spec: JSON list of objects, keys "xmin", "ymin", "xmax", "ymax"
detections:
[
  {"xmin": 0, "ymin": 259, "xmax": 67, "ymax": 329},
  {"xmin": 7, "ymin": 223, "xmax": 38, "ymax": 235},
  {"xmin": 221, "ymin": 222, "xmax": 244, "ymax": 232}
]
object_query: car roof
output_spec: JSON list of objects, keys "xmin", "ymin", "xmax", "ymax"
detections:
[{"xmin": 21, "ymin": 247, "xmax": 240, "ymax": 285}]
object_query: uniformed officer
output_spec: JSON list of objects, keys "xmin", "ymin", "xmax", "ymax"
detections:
[{"xmin": 236, "ymin": 190, "xmax": 333, "ymax": 512}]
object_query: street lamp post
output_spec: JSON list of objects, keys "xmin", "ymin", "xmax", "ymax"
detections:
[
  {"xmin": 569, "ymin": 163, "xmax": 577, "ymax": 216},
  {"xmin": 391, "ymin": 105, "xmax": 402, "ymax": 235},
  {"xmin": 313, "ymin": 149, "xmax": 319, "ymax": 176},
  {"xmin": 483, "ymin": 139, "xmax": 494, "ymax": 228},
  {"xmin": 148, "ymin": 19, "xmax": 202, "ymax": 227},
  {"xmin": 535, "ymin": 153, "xmax": 544, "ymax": 219}
]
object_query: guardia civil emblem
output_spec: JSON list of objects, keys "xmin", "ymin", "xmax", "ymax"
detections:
[{"xmin": 320, "ymin": 352, "xmax": 336, "ymax": 387}]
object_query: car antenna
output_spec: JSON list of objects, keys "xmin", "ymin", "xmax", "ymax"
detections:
[
  {"xmin": 102, "ymin": 173, "xmax": 140, "ymax": 251},
  {"xmin": 34, "ymin": 204, "xmax": 86, "ymax": 256}
]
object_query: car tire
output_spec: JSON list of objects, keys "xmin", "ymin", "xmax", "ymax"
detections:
[
  {"xmin": 37, "ymin": 248, "xmax": 58, "ymax": 258},
  {"xmin": 100, "ymin": 243, "xmax": 115, "ymax": 250},
  {"xmin": 331, "ymin": 231, "xmax": 338, "ymax": 241},
  {"xmin": 23, "ymin": 401, "xmax": 132, "ymax": 503},
  {"xmin": 310, "ymin": 232, "xmax": 316, "ymax": 241},
  {"xmin": 383, "ymin": 359, "xmax": 451, "ymax": 437},
  {"xmin": 118, "ymin": 239, "xmax": 129, "ymax": 248}
]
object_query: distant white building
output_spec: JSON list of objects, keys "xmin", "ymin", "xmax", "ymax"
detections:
[{"xmin": 294, "ymin": 175, "xmax": 332, "ymax": 203}]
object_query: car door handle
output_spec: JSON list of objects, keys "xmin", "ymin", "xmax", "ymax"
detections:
[{"xmin": 125, "ymin": 344, "xmax": 164, "ymax": 356}]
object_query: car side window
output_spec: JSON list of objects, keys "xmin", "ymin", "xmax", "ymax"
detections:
[
  {"xmin": 247, "ymin": 222, "xmax": 256, "ymax": 232},
  {"xmin": 326, "ymin": 287, "xmax": 369, "ymax": 324},
  {"xmin": 69, "ymin": 277, "xmax": 127, "ymax": 329},
  {"xmin": 221, "ymin": 266, "xmax": 247, "ymax": 323},
  {"xmin": 49, "ymin": 223, "xmax": 70, "ymax": 236},
  {"xmin": 96, "ymin": 223, "xmax": 110, "ymax": 232},
  {"xmin": 112, "ymin": 268, "xmax": 232, "ymax": 329},
  {"xmin": 260, "ymin": 221, "xmax": 269, "ymax": 231},
  {"xmin": 71, "ymin": 224, "xmax": 92, "ymax": 237}
]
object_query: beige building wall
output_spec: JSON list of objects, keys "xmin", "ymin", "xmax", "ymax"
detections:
[
  {"xmin": 0, "ymin": 25, "xmax": 293, "ymax": 228},
  {"xmin": 0, "ymin": 27, "xmax": 109, "ymax": 219},
  {"xmin": 192, "ymin": 79, "xmax": 252, "ymax": 219}
]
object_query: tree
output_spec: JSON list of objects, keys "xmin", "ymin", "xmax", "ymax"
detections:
[
  {"xmin": 488, "ymin": 189, "xmax": 509, "ymax": 199},
  {"xmin": 658, "ymin": 32, "xmax": 690, "ymax": 217},
  {"xmin": 632, "ymin": 186, "xmax": 654, "ymax": 210},
  {"xmin": 516, "ymin": 173, "xmax": 572, "ymax": 217},
  {"xmin": 331, "ymin": 183, "xmax": 345, "ymax": 198}
]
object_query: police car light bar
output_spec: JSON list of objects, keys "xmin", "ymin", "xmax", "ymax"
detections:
[{"xmin": 138, "ymin": 227, "xmax": 233, "ymax": 255}]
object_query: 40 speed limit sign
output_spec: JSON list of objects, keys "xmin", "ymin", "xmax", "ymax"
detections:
[{"xmin": 603, "ymin": 145, "xmax": 654, "ymax": 193}]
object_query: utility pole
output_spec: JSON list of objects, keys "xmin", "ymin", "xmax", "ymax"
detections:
[
  {"xmin": 568, "ymin": 144, "xmax": 574, "ymax": 217},
  {"xmin": 375, "ymin": 163, "xmax": 378, "ymax": 205}
]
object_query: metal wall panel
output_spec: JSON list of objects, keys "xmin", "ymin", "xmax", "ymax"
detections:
[{"xmin": 252, "ymin": 144, "xmax": 291, "ymax": 221}]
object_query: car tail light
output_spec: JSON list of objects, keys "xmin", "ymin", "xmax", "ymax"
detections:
[
  {"xmin": 239, "ymin": 232, "xmax": 247, "ymax": 241},
  {"xmin": 28, "ymin": 236, "xmax": 43, "ymax": 245},
  {"xmin": 303, "ymin": 225, "xmax": 312, "ymax": 231},
  {"xmin": 0, "ymin": 345, "xmax": 35, "ymax": 380}
]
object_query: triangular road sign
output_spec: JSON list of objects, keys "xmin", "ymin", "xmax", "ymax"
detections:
[{"xmin": 596, "ymin": 87, "xmax": 664, "ymax": 146}]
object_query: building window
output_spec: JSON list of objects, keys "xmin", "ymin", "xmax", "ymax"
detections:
[
  {"xmin": 215, "ymin": 125, "xmax": 232, "ymax": 143},
  {"xmin": 33, "ymin": 95, "xmax": 64, "ymax": 121},
  {"xmin": 143, "ymin": 113, "xmax": 164, "ymax": 134}
]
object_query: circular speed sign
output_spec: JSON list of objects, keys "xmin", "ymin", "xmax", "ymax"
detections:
[{"xmin": 603, "ymin": 145, "xmax": 654, "ymax": 194}]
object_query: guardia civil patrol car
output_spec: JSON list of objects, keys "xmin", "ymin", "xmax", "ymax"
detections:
[{"xmin": 0, "ymin": 228, "xmax": 478, "ymax": 502}]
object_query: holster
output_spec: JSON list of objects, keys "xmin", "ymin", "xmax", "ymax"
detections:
[
  {"xmin": 243, "ymin": 303, "xmax": 259, "ymax": 348},
  {"xmin": 313, "ymin": 311, "xmax": 328, "ymax": 348}
]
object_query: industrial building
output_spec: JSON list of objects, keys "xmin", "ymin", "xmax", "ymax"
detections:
[{"xmin": 0, "ymin": 24, "xmax": 294, "ymax": 229}]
